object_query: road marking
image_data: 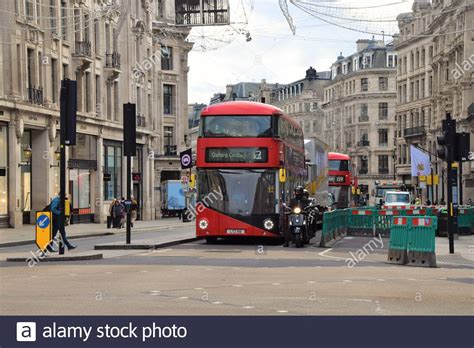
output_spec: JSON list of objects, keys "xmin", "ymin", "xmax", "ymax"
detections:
[
  {"xmin": 318, "ymin": 248, "xmax": 346, "ymax": 260},
  {"xmin": 150, "ymin": 290, "xmax": 160, "ymax": 293},
  {"xmin": 277, "ymin": 310, "xmax": 288, "ymax": 313},
  {"xmin": 376, "ymin": 279, "xmax": 385, "ymax": 282},
  {"xmin": 343, "ymin": 280, "xmax": 352, "ymax": 283},
  {"xmin": 69, "ymin": 273, "xmax": 77, "ymax": 276},
  {"xmin": 194, "ymin": 287, "xmax": 203, "ymax": 290},
  {"xmin": 179, "ymin": 297, "xmax": 189, "ymax": 300},
  {"xmin": 272, "ymin": 283, "xmax": 280, "ymax": 286},
  {"xmin": 212, "ymin": 301, "xmax": 223, "ymax": 305},
  {"xmin": 232, "ymin": 284, "xmax": 243, "ymax": 287},
  {"xmin": 345, "ymin": 237, "xmax": 354, "ymax": 240},
  {"xmin": 352, "ymin": 299, "xmax": 372, "ymax": 302},
  {"xmin": 407, "ymin": 278, "xmax": 416, "ymax": 281},
  {"xmin": 149, "ymin": 293, "xmax": 160, "ymax": 296},
  {"xmin": 243, "ymin": 306, "xmax": 255, "ymax": 309},
  {"xmin": 140, "ymin": 270, "xmax": 149, "ymax": 273},
  {"xmin": 105, "ymin": 272, "xmax": 113, "ymax": 274},
  {"xmin": 307, "ymin": 281, "xmax": 316, "ymax": 284}
]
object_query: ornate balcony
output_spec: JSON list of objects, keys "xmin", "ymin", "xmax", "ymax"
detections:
[
  {"xmin": 164, "ymin": 145, "xmax": 177, "ymax": 157},
  {"xmin": 136, "ymin": 115, "xmax": 146, "ymax": 128},
  {"xmin": 27, "ymin": 86, "xmax": 44, "ymax": 105},
  {"xmin": 357, "ymin": 140, "xmax": 370, "ymax": 147},
  {"xmin": 403, "ymin": 126, "xmax": 425, "ymax": 138},
  {"xmin": 73, "ymin": 41, "xmax": 93, "ymax": 71}
]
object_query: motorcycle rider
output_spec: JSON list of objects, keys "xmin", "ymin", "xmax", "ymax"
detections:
[{"xmin": 284, "ymin": 186, "xmax": 311, "ymax": 247}]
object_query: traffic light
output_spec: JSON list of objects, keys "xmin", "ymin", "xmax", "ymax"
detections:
[
  {"xmin": 59, "ymin": 79, "xmax": 77, "ymax": 146},
  {"xmin": 123, "ymin": 103, "xmax": 137, "ymax": 157},
  {"xmin": 455, "ymin": 132, "xmax": 470, "ymax": 162},
  {"xmin": 436, "ymin": 114, "xmax": 455, "ymax": 162}
]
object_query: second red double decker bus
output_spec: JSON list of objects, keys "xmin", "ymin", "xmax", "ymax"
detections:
[
  {"xmin": 195, "ymin": 101, "xmax": 305, "ymax": 242},
  {"xmin": 327, "ymin": 152, "xmax": 352, "ymax": 209}
]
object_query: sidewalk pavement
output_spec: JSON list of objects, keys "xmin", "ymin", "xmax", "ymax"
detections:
[{"xmin": 0, "ymin": 218, "xmax": 194, "ymax": 247}]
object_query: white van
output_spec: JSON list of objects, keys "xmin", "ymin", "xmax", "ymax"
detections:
[{"xmin": 383, "ymin": 191, "xmax": 411, "ymax": 207}]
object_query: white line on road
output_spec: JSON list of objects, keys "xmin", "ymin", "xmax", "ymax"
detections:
[
  {"xmin": 212, "ymin": 301, "xmax": 223, "ymax": 305},
  {"xmin": 232, "ymin": 284, "xmax": 243, "ymax": 287},
  {"xmin": 351, "ymin": 299, "xmax": 372, "ymax": 302},
  {"xmin": 243, "ymin": 306, "xmax": 255, "ymax": 309},
  {"xmin": 277, "ymin": 310, "xmax": 288, "ymax": 313},
  {"xmin": 272, "ymin": 283, "xmax": 280, "ymax": 286},
  {"xmin": 179, "ymin": 297, "xmax": 189, "ymax": 300}
]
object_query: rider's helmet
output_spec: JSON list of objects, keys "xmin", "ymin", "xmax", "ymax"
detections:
[
  {"xmin": 294, "ymin": 186, "xmax": 304, "ymax": 199},
  {"xmin": 303, "ymin": 189, "xmax": 310, "ymax": 199}
]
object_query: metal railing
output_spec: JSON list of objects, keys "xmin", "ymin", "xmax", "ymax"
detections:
[
  {"xmin": 357, "ymin": 140, "xmax": 370, "ymax": 147},
  {"xmin": 74, "ymin": 41, "xmax": 92, "ymax": 57},
  {"xmin": 359, "ymin": 115, "xmax": 369, "ymax": 122},
  {"xmin": 27, "ymin": 86, "xmax": 44, "ymax": 105},
  {"xmin": 164, "ymin": 145, "xmax": 177, "ymax": 156},
  {"xmin": 403, "ymin": 126, "xmax": 425, "ymax": 137},
  {"xmin": 136, "ymin": 115, "xmax": 146, "ymax": 127},
  {"xmin": 105, "ymin": 52, "xmax": 121, "ymax": 68}
]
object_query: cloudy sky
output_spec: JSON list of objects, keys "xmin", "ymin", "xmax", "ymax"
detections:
[{"xmin": 187, "ymin": 0, "xmax": 414, "ymax": 104}]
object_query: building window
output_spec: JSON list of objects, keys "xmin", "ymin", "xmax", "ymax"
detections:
[
  {"xmin": 103, "ymin": 142, "xmax": 122, "ymax": 200},
  {"xmin": 361, "ymin": 78, "xmax": 368, "ymax": 91},
  {"xmin": 161, "ymin": 46, "xmax": 173, "ymax": 70},
  {"xmin": 163, "ymin": 84, "xmax": 174, "ymax": 114},
  {"xmin": 379, "ymin": 102, "xmax": 388, "ymax": 120},
  {"xmin": 50, "ymin": 0, "xmax": 57, "ymax": 35},
  {"xmin": 61, "ymin": 2, "xmax": 68, "ymax": 40},
  {"xmin": 378, "ymin": 155, "xmax": 389, "ymax": 174},
  {"xmin": 164, "ymin": 126, "xmax": 176, "ymax": 155},
  {"xmin": 379, "ymin": 77, "xmax": 388, "ymax": 91},
  {"xmin": 359, "ymin": 156, "xmax": 368, "ymax": 175},
  {"xmin": 360, "ymin": 104, "xmax": 368, "ymax": 121},
  {"xmin": 51, "ymin": 58, "xmax": 57, "ymax": 103},
  {"xmin": 378, "ymin": 128, "xmax": 388, "ymax": 147}
]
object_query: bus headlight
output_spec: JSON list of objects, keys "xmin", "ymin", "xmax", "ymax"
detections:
[
  {"xmin": 263, "ymin": 219, "xmax": 274, "ymax": 230},
  {"xmin": 293, "ymin": 207, "xmax": 301, "ymax": 214},
  {"xmin": 198, "ymin": 219, "xmax": 209, "ymax": 230}
]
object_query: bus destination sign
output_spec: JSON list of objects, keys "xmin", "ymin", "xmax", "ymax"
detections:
[{"xmin": 206, "ymin": 147, "xmax": 268, "ymax": 163}]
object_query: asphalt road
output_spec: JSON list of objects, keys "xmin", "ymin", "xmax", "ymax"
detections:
[{"xmin": 1, "ymin": 226, "xmax": 473, "ymax": 315}]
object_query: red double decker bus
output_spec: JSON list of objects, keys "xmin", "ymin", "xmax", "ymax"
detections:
[
  {"xmin": 195, "ymin": 101, "xmax": 305, "ymax": 242},
  {"xmin": 328, "ymin": 152, "xmax": 352, "ymax": 209}
]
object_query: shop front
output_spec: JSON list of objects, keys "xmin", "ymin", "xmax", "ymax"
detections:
[
  {"xmin": 68, "ymin": 134, "xmax": 97, "ymax": 223},
  {"xmin": 0, "ymin": 123, "xmax": 8, "ymax": 227}
]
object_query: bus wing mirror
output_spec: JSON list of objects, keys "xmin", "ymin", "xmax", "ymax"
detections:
[{"xmin": 279, "ymin": 169, "xmax": 286, "ymax": 183}]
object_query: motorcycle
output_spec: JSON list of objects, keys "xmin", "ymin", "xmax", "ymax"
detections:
[{"xmin": 285, "ymin": 203, "xmax": 316, "ymax": 248}]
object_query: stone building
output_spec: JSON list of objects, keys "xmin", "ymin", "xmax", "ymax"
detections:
[
  {"xmin": 395, "ymin": 0, "xmax": 474, "ymax": 202},
  {"xmin": 0, "ymin": 0, "xmax": 192, "ymax": 228},
  {"xmin": 270, "ymin": 68, "xmax": 331, "ymax": 140},
  {"xmin": 322, "ymin": 39, "xmax": 398, "ymax": 202}
]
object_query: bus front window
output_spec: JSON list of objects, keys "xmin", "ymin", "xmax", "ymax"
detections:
[{"xmin": 202, "ymin": 116, "xmax": 272, "ymax": 138}]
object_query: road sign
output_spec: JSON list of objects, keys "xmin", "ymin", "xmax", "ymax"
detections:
[
  {"xmin": 132, "ymin": 173, "xmax": 141, "ymax": 181},
  {"xmin": 36, "ymin": 211, "xmax": 52, "ymax": 251},
  {"xmin": 180, "ymin": 148, "xmax": 193, "ymax": 169}
]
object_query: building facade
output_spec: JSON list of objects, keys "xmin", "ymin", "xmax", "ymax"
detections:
[
  {"xmin": 270, "ymin": 68, "xmax": 331, "ymax": 140},
  {"xmin": 395, "ymin": 0, "xmax": 474, "ymax": 202},
  {"xmin": 0, "ymin": 0, "xmax": 192, "ymax": 228},
  {"xmin": 322, "ymin": 40, "xmax": 398, "ymax": 203}
]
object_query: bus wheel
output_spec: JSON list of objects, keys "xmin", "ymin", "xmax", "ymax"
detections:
[{"xmin": 205, "ymin": 237, "xmax": 218, "ymax": 244}]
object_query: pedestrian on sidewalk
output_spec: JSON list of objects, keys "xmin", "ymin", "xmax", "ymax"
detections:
[
  {"xmin": 111, "ymin": 199, "xmax": 124, "ymax": 229},
  {"xmin": 130, "ymin": 196, "xmax": 138, "ymax": 227},
  {"xmin": 47, "ymin": 193, "xmax": 76, "ymax": 252}
]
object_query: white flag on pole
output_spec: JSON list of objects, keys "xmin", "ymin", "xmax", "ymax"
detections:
[{"xmin": 410, "ymin": 145, "xmax": 431, "ymax": 177}]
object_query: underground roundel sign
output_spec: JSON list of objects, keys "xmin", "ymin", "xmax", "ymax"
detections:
[{"xmin": 180, "ymin": 148, "xmax": 193, "ymax": 169}]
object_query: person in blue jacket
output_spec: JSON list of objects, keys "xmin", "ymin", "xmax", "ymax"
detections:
[{"xmin": 47, "ymin": 193, "xmax": 76, "ymax": 252}]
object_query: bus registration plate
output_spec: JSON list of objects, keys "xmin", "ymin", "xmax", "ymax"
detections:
[{"xmin": 226, "ymin": 229, "xmax": 245, "ymax": 235}]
